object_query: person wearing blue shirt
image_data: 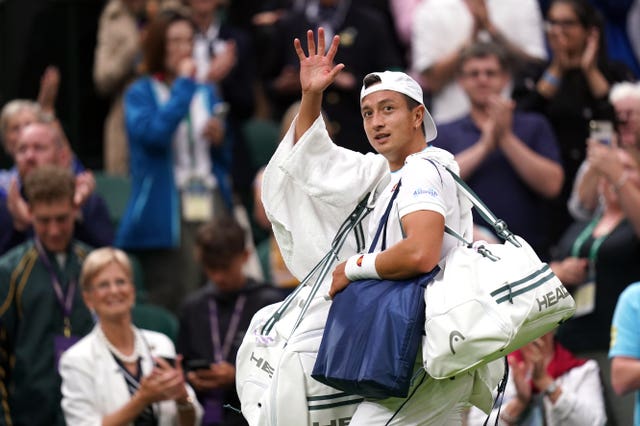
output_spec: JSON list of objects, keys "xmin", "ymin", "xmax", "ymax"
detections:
[
  {"xmin": 435, "ymin": 41, "xmax": 563, "ymax": 260},
  {"xmin": 610, "ymin": 281, "xmax": 640, "ymax": 425}
]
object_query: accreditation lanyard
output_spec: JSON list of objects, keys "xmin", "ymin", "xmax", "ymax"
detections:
[
  {"xmin": 570, "ymin": 214, "xmax": 610, "ymax": 264},
  {"xmin": 185, "ymin": 112, "xmax": 197, "ymax": 169},
  {"xmin": 208, "ymin": 295, "xmax": 247, "ymax": 363},
  {"xmin": 34, "ymin": 238, "xmax": 76, "ymax": 337}
]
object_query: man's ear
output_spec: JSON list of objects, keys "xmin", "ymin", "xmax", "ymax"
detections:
[{"xmin": 414, "ymin": 105, "xmax": 425, "ymax": 129}]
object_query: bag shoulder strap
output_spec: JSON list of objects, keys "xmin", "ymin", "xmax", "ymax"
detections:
[
  {"xmin": 432, "ymin": 161, "xmax": 521, "ymax": 248},
  {"xmin": 261, "ymin": 193, "xmax": 373, "ymax": 336},
  {"xmin": 368, "ymin": 181, "xmax": 401, "ymax": 253}
]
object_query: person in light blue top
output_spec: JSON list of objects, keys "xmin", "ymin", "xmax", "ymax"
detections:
[{"xmin": 610, "ymin": 281, "xmax": 640, "ymax": 426}]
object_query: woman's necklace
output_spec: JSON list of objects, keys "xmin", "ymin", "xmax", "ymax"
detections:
[{"xmin": 97, "ymin": 325, "xmax": 141, "ymax": 364}]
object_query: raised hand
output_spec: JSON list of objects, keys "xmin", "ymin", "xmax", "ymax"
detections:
[
  {"xmin": 7, "ymin": 177, "xmax": 32, "ymax": 231},
  {"xmin": 581, "ymin": 28, "xmax": 599, "ymax": 72},
  {"xmin": 464, "ymin": 0, "xmax": 490, "ymax": 31},
  {"xmin": 521, "ymin": 338, "xmax": 553, "ymax": 389},
  {"xmin": 177, "ymin": 57, "xmax": 197, "ymax": 79},
  {"xmin": 552, "ymin": 256, "xmax": 588, "ymax": 286},
  {"xmin": 74, "ymin": 171, "xmax": 96, "ymax": 207},
  {"xmin": 488, "ymin": 95, "xmax": 515, "ymax": 143},
  {"xmin": 139, "ymin": 356, "xmax": 189, "ymax": 403},
  {"xmin": 37, "ymin": 66, "xmax": 60, "ymax": 115},
  {"xmin": 206, "ymin": 40, "xmax": 237, "ymax": 83},
  {"xmin": 294, "ymin": 28, "xmax": 344, "ymax": 95},
  {"xmin": 508, "ymin": 354, "xmax": 532, "ymax": 404},
  {"xmin": 586, "ymin": 138, "xmax": 621, "ymax": 180}
]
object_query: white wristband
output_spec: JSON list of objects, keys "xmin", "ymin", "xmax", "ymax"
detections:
[{"xmin": 344, "ymin": 253, "xmax": 381, "ymax": 281}]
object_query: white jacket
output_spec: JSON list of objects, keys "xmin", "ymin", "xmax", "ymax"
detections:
[
  {"xmin": 261, "ymin": 114, "xmax": 502, "ymax": 413},
  {"xmin": 60, "ymin": 326, "xmax": 203, "ymax": 426}
]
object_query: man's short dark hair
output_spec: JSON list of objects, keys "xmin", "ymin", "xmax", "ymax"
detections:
[
  {"xmin": 195, "ymin": 216, "xmax": 246, "ymax": 270},
  {"xmin": 458, "ymin": 41, "xmax": 511, "ymax": 74},
  {"xmin": 24, "ymin": 165, "xmax": 75, "ymax": 206}
]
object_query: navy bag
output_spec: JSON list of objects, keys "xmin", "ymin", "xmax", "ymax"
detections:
[{"xmin": 311, "ymin": 181, "xmax": 439, "ymax": 399}]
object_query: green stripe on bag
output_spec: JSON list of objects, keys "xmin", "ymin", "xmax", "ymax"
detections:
[
  {"xmin": 490, "ymin": 265, "xmax": 552, "ymax": 297},
  {"xmin": 307, "ymin": 398, "xmax": 365, "ymax": 411},
  {"xmin": 494, "ymin": 269, "xmax": 556, "ymax": 304},
  {"xmin": 307, "ymin": 392, "xmax": 354, "ymax": 401}
]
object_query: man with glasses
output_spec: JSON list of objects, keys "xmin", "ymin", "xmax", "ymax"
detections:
[
  {"xmin": 436, "ymin": 41, "xmax": 563, "ymax": 260},
  {"xmin": 0, "ymin": 165, "xmax": 94, "ymax": 425}
]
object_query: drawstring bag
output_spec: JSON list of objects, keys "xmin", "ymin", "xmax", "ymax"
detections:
[
  {"xmin": 312, "ymin": 181, "xmax": 438, "ymax": 399},
  {"xmin": 311, "ymin": 270, "xmax": 438, "ymax": 399}
]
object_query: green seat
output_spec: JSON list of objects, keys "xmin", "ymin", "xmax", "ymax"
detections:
[
  {"xmin": 242, "ymin": 118, "xmax": 280, "ymax": 169},
  {"xmin": 94, "ymin": 171, "xmax": 131, "ymax": 227},
  {"xmin": 132, "ymin": 303, "xmax": 179, "ymax": 344}
]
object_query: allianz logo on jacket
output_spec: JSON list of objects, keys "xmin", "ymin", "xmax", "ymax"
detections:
[{"xmin": 413, "ymin": 187, "xmax": 438, "ymax": 198}]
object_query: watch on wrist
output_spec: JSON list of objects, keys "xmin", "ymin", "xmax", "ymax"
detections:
[{"xmin": 543, "ymin": 381, "xmax": 558, "ymax": 396}]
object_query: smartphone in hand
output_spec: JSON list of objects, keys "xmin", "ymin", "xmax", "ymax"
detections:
[
  {"xmin": 186, "ymin": 359, "xmax": 211, "ymax": 371},
  {"xmin": 589, "ymin": 120, "xmax": 614, "ymax": 145},
  {"xmin": 156, "ymin": 356, "xmax": 176, "ymax": 368}
]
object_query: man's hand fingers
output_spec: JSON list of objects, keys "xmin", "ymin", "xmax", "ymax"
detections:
[
  {"xmin": 307, "ymin": 29, "xmax": 317, "ymax": 56},
  {"xmin": 294, "ymin": 38, "xmax": 306, "ymax": 61},
  {"xmin": 326, "ymin": 35, "xmax": 341, "ymax": 63}
]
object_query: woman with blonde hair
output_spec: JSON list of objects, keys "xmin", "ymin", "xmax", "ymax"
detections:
[{"xmin": 60, "ymin": 247, "xmax": 202, "ymax": 425}]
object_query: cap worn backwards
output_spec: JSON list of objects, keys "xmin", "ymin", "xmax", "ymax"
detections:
[{"xmin": 359, "ymin": 71, "xmax": 437, "ymax": 142}]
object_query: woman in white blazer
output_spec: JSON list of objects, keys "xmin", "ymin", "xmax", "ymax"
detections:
[{"xmin": 60, "ymin": 247, "xmax": 203, "ymax": 426}]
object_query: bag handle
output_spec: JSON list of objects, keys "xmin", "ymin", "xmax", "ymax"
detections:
[
  {"xmin": 260, "ymin": 194, "xmax": 373, "ymax": 336},
  {"xmin": 424, "ymin": 159, "xmax": 520, "ymax": 249},
  {"xmin": 443, "ymin": 165, "xmax": 521, "ymax": 248}
]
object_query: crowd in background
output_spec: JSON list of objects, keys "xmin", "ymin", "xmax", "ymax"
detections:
[{"xmin": 1, "ymin": 0, "xmax": 640, "ymax": 425}]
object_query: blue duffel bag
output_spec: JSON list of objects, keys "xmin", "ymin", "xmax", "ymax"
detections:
[{"xmin": 311, "ymin": 268, "xmax": 439, "ymax": 399}]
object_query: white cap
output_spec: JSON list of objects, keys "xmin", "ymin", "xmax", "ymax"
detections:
[{"xmin": 359, "ymin": 71, "xmax": 437, "ymax": 142}]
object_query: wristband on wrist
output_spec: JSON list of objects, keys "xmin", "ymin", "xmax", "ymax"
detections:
[
  {"xmin": 542, "ymin": 70, "xmax": 560, "ymax": 87},
  {"xmin": 344, "ymin": 253, "xmax": 380, "ymax": 281}
]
